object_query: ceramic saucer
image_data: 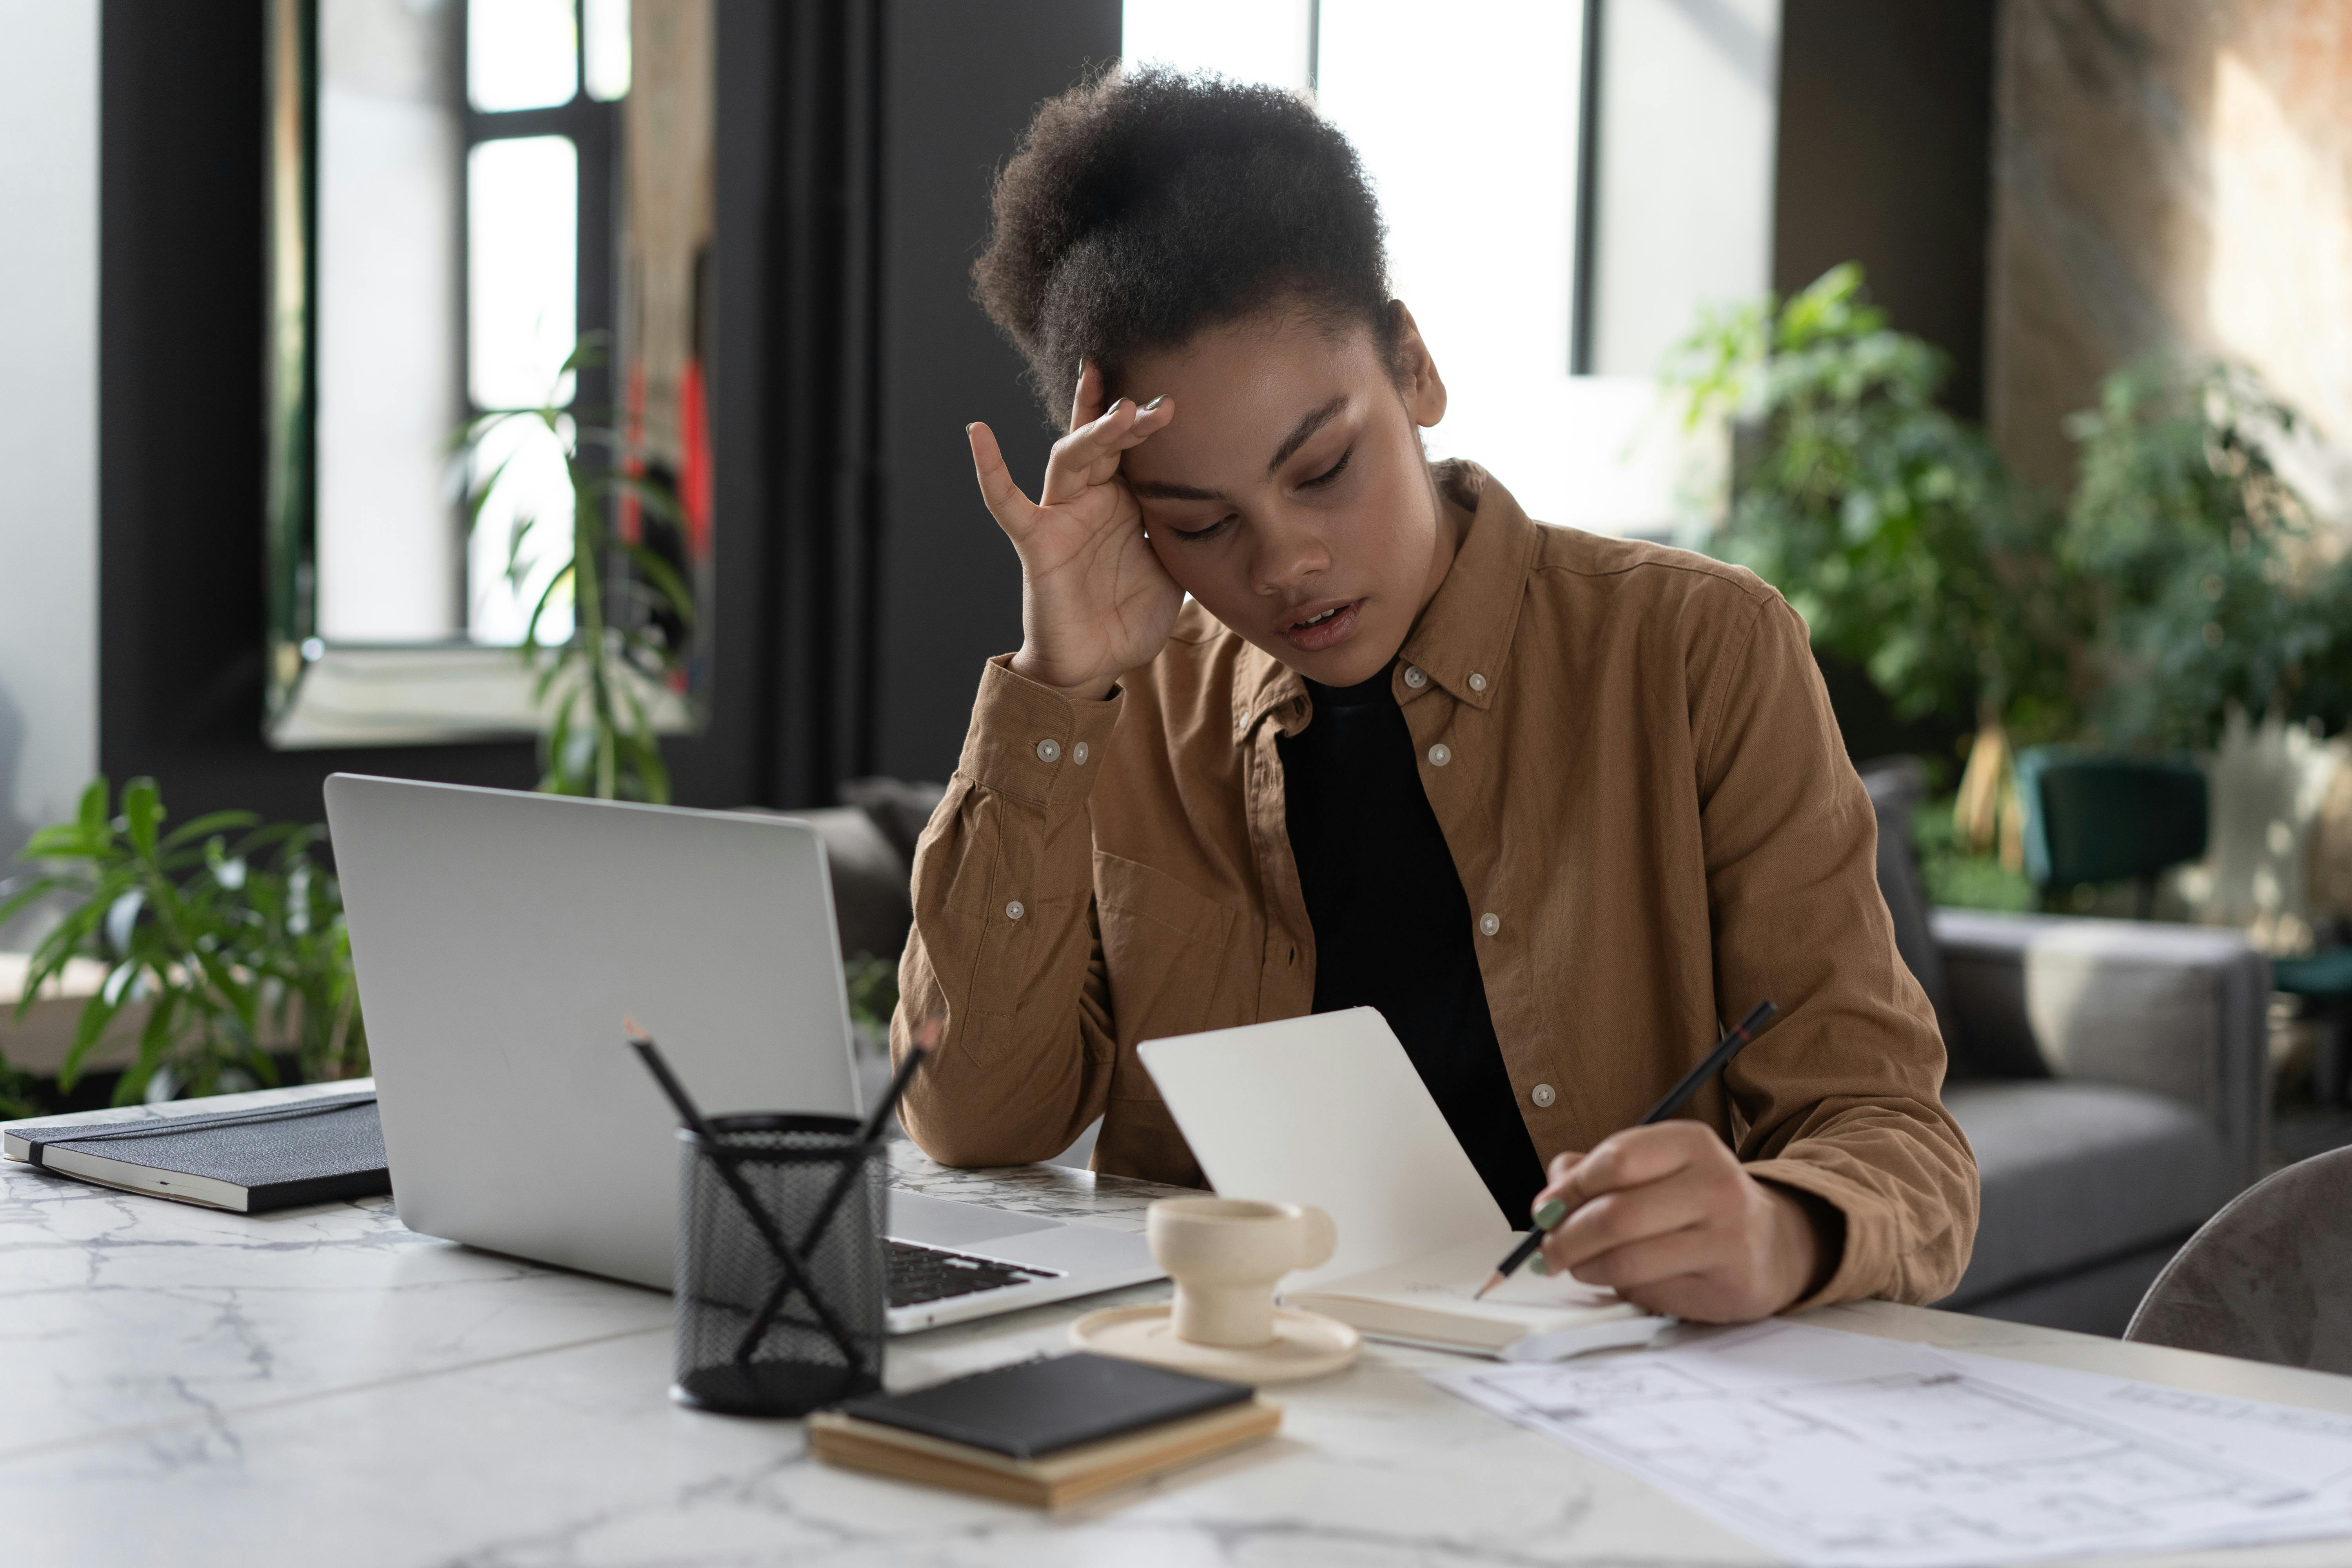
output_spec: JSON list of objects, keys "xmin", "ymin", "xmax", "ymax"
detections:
[{"xmin": 1069, "ymin": 1305, "xmax": 1361, "ymax": 1384}]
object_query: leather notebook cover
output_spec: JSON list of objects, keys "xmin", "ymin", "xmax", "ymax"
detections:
[
  {"xmin": 835, "ymin": 1352, "xmax": 1252, "ymax": 1460},
  {"xmin": 6, "ymin": 1093, "xmax": 388, "ymax": 1212}
]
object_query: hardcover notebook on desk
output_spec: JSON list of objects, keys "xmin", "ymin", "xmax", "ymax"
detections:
[
  {"xmin": 808, "ymin": 1352, "xmax": 1279, "ymax": 1509},
  {"xmin": 1139, "ymin": 1010, "xmax": 1668, "ymax": 1361},
  {"xmin": 3, "ymin": 1091, "xmax": 388, "ymax": 1213}
]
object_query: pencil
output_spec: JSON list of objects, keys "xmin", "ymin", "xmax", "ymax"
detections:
[{"xmin": 1474, "ymin": 999, "xmax": 1779, "ymax": 1299}]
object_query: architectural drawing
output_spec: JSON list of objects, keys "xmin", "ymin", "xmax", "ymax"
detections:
[{"xmin": 1434, "ymin": 1323, "xmax": 2352, "ymax": 1568}]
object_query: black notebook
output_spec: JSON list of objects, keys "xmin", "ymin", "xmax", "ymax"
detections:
[
  {"xmin": 834, "ymin": 1353, "xmax": 1254, "ymax": 1461},
  {"xmin": 2, "ymin": 1093, "xmax": 389, "ymax": 1213}
]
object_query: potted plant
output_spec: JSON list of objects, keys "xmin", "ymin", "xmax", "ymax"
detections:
[
  {"xmin": 1666, "ymin": 264, "xmax": 2085, "ymax": 865},
  {"xmin": 2, "ymin": 779, "xmax": 365, "ymax": 1105},
  {"xmin": 462, "ymin": 339, "xmax": 701, "ymax": 803},
  {"xmin": 2062, "ymin": 358, "xmax": 2352, "ymax": 750}
]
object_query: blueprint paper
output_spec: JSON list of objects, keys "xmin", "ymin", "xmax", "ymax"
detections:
[
  {"xmin": 1938, "ymin": 1346, "xmax": 2352, "ymax": 1497},
  {"xmin": 1430, "ymin": 1321, "xmax": 2352, "ymax": 1568}
]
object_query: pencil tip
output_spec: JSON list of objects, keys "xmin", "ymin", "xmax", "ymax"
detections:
[
  {"xmin": 1473, "ymin": 1272, "xmax": 1502, "ymax": 1301},
  {"xmin": 621, "ymin": 1014, "xmax": 646, "ymax": 1041}
]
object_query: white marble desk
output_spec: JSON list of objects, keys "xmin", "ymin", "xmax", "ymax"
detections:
[{"xmin": 9, "ymin": 1085, "xmax": 2352, "ymax": 1567}]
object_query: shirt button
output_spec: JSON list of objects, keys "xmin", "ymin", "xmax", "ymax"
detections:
[
  {"xmin": 1072, "ymin": 740, "xmax": 1089, "ymax": 765},
  {"xmin": 1403, "ymin": 665, "xmax": 1428, "ymax": 689},
  {"xmin": 1468, "ymin": 672, "xmax": 1488, "ymax": 692},
  {"xmin": 1427, "ymin": 743, "xmax": 1452, "ymax": 767},
  {"xmin": 1004, "ymin": 900, "xmax": 1025, "ymax": 920},
  {"xmin": 1479, "ymin": 912, "xmax": 1501, "ymax": 936},
  {"xmin": 1530, "ymin": 1083, "xmax": 1557, "ymax": 1109},
  {"xmin": 1035, "ymin": 738, "xmax": 1061, "ymax": 763}
]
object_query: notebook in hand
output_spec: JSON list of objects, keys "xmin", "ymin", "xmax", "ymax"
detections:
[
  {"xmin": 1138, "ymin": 1010, "xmax": 1673, "ymax": 1361},
  {"xmin": 808, "ymin": 1353, "xmax": 1279, "ymax": 1508},
  {"xmin": 2, "ymin": 1092, "xmax": 389, "ymax": 1213}
]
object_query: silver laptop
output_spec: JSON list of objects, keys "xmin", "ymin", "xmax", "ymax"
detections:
[{"xmin": 324, "ymin": 774, "xmax": 1160, "ymax": 1332}]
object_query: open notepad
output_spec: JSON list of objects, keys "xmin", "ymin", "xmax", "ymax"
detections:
[
  {"xmin": 1139, "ymin": 1009, "xmax": 1672, "ymax": 1361},
  {"xmin": 1289, "ymin": 1233, "xmax": 1666, "ymax": 1359}
]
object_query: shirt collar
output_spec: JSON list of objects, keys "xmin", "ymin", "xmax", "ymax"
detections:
[
  {"xmin": 1234, "ymin": 641, "xmax": 1308, "ymax": 739},
  {"xmin": 1232, "ymin": 462, "xmax": 1540, "ymax": 737},
  {"xmin": 1393, "ymin": 463, "xmax": 1539, "ymax": 712}
]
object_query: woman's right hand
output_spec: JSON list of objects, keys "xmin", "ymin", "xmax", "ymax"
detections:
[{"xmin": 967, "ymin": 361, "xmax": 1182, "ymax": 701}]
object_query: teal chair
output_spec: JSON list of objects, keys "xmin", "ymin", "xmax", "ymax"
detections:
[
  {"xmin": 2017, "ymin": 748, "xmax": 2352, "ymax": 1101},
  {"xmin": 2016, "ymin": 747, "xmax": 2210, "ymax": 919}
]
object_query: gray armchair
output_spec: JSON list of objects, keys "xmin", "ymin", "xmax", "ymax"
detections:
[{"xmin": 1862, "ymin": 759, "xmax": 2272, "ymax": 1335}]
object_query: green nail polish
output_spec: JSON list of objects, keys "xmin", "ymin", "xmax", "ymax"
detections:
[
  {"xmin": 1528, "ymin": 1255, "xmax": 1553, "ymax": 1276},
  {"xmin": 1105, "ymin": 397, "xmax": 1127, "ymax": 416},
  {"xmin": 1143, "ymin": 395, "xmax": 1165, "ymax": 412},
  {"xmin": 1532, "ymin": 1197, "xmax": 1567, "ymax": 1230}
]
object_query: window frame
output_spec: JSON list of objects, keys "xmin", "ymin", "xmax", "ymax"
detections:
[
  {"xmin": 264, "ymin": 0, "xmax": 632, "ymax": 749},
  {"xmin": 458, "ymin": 0, "xmax": 621, "ymax": 634}
]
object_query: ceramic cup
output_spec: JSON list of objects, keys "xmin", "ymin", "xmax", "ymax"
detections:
[{"xmin": 1146, "ymin": 1197, "xmax": 1339, "ymax": 1348}]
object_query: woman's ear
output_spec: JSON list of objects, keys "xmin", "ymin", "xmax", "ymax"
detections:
[{"xmin": 1390, "ymin": 302, "xmax": 1448, "ymax": 428}]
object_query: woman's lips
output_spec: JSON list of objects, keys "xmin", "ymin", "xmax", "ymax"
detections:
[{"xmin": 1280, "ymin": 599, "xmax": 1363, "ymax": 653}]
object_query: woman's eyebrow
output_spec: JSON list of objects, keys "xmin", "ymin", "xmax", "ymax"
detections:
[
  {"xmin": 1267, "ymin": 394, "xmax": 1350, "ymax": 474},
  {"xmin": 1129, "ymin": 478, "xmax": 1223, "ymax": 501},
  {"xmin": 1127, "ymin": 392, "xmax": 1352, "ymax": 502}
]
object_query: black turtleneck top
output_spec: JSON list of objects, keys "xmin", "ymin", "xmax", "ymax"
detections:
[{"xmin": 1277, "ymin": 668, "xmax": 1548, "ymax": 1218}]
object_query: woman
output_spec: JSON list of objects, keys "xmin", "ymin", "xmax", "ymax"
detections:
[{"xmin": 891, "ymin": 69, "xmax": 1975, "ymax": 1323}]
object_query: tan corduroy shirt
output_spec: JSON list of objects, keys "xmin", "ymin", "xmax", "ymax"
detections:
[{"xmin": 892, "ymin": 463, "xmax": 1978, "ymax": 1308}]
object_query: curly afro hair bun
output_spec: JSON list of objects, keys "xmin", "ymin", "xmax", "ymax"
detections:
[{"xmin": 974, "ymin": 67, "xmax": 1395, "ymax": 428}]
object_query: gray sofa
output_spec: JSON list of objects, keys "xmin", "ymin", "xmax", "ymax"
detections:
[
  {"xmin": 793, "ymin": 766, "xmax": 2274, "ymax": 1336},
  {"xmin": 1861, "ymin": 759, "xmax": 2271, "ymax": 1334}
]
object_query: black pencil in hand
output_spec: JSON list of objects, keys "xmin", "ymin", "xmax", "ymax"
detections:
[{"xmin": 1474, "ymin": 1000, "xmax": 1779, "ymax": 1299}]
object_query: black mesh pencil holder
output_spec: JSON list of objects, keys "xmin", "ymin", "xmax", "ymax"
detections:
[{"xmin": 670, "ymin": 1113, "xmax": 887, "ymax": 1417}]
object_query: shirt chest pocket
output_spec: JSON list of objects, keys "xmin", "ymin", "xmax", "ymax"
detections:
[{"xmin": 1093, "ymin": 851, "xmax": 1237, "ymax": 1100}]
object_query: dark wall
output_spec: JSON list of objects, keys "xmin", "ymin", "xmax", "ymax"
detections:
[
  {"xmin": 700, "ymin": 0, "xmax": 788, "ymax": 808},
  {"xmin": 1771, "ymin": 0, "xmax": 1997, "ymax": 419},
  {"xmin": 870, "ymin": 2, "xmax": 1119, "ymax": 785}
]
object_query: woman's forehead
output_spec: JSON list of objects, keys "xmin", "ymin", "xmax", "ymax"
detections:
[
  {"xmin": 1119, "ymin": 307, "xmax": 1381, "ymax": 393},
  {"xmin": 1119, "ymin": 321, "xmax": 1387, "ymax": 487}
]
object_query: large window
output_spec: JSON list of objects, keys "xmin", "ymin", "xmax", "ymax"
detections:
[
  {"xmin": 458, "ymin": 0, "xmax": 626, "ymax": 645},
  {"xmin": 312, "ymin": 0, "xmax": 624, "ymax": 652},
  {"xmin": 1121, "ymin": 0, "xmax": 1695, "ymax": 536},
  {"xmin": 277, "ymin": 0, "xmax": 717, "ymax": 748}
]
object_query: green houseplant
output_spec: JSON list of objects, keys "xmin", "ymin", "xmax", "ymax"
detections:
[
  {"xmin": 463, "ymin": 340, "xmax": 700, "ymax": 803},
  {"xmin": 2, "ymin": 778, "xmax": 365, "ymax": 1104},
  {"xmin": 1666, "ymin": 264, "xmax": 2085, "ymax": 865},
  {"xmin": 1668, "ymin": 264, "xmax": 2080, "ymax": 742},
  {"xmin": 1662, "ymin": 270, "xmax": 2348, "ymax": 902},
  {"xmin": 2063, "ymin": 358, "xmax": 2352, "ymax": 750}
]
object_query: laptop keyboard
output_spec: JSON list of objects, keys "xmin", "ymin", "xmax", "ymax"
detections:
[{"xmin": 886, "ymin": 1239, "xmax": 1063, "ymax": 1307}]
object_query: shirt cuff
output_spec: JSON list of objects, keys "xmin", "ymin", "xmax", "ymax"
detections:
[
  {"xmin": 1745, "ymin": 1158, "xmax": 1882, "ymax": 1312},
  {"xmin": 955, "ymin": 655, "xmax": 1125, "ymax": 811}
]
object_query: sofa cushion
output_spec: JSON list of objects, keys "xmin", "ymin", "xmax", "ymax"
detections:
[
  {"xmin": 840, "ymin": 777, "xmax": 947, "ymax": 867},
  {"xmin": 741, "ymin": 806, "xmax": 913, "ymax": 961},
  {"xmin": 1934, "ymin": 908, "xmax": 2265, "ymax": 1095},
  {"xmin": 1939, "ymin": 1079, "xmax": 2228, "ymax": 1308}
]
